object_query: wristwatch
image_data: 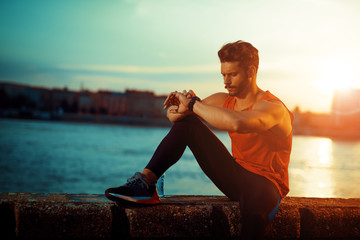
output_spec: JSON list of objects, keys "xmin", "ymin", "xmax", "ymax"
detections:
[{"xmin": 188, "ymin": 96, "xmax": 201, "ymax": 112}]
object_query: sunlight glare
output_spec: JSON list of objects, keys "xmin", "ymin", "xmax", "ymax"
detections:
[
  {"xmin": 314, "ymin": 59, "xmax": 356, "ymax": 94},
  {"xmin": 296, "ymin": 137, "xmax": 335, "ymax": 198},
  {"xmin": 317, "ymin": 138, "xmax": 333, "ymax": 166}
]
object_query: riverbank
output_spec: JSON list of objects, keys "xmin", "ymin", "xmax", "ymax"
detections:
[
  {"xmin": 0, "ymin": 112, "xmax": 173, "ymax": 128},
  {"xmin": 1, "ymin": 193, "xmax": 359, "ymax": 239},
  {"xmin": 2, "ymin": 114, "xmax": 360, "ymax": 140}
]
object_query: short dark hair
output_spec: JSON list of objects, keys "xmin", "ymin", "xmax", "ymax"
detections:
[{"xmin": 218, "ymin": 40, "xmax": 259, "ymax": 72}]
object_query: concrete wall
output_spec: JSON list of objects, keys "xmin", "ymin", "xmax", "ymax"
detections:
[{"xmin": 1, "ymin": 193, "xmax": 359, "ymax": 239}]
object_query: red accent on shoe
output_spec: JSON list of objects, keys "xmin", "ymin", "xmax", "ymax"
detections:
[{"xmin": 135, "ymin": 188, "xmax": 161, "ymax": 204}]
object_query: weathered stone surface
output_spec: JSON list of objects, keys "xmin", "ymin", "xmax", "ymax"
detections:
[
  {"xmin": 14, "ymin": 201, "xmax": 113, "ymax": 239},
  {"xmin": 121, "ymin": 195, "xmax": 242, "ymax": 239},
  {"xmin": 285, "ymin": 197, "xmax": 360, "ymax": 239},
  {"xmin": 1, "ymin": 193, "xmax": 114, "ymax": 239},
  {"xmin": 126, "ymin": 205, "xmax": 213, "ymax": 238},
  {"xmin": 300, "ymin": 206, "xmax": 360, "ymax": 239},
  {"xmin": 1, "ymin": 193, "xmax": 359, "ymax": 239}
]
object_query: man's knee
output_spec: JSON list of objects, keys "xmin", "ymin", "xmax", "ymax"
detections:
[{"xmin": 173, "ymin": 115, "xmax": 204, "ymax": 131}]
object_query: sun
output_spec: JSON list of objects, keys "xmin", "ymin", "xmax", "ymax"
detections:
[{"xmin": 314, "ymin": 59, "xmax": 356, "ymax": 94}]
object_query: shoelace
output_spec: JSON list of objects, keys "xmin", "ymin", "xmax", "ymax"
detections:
[{"xmin": 126, "ymin": 172, "xmax": 150, "ymax": 190}]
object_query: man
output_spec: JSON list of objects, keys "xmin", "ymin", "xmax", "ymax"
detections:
[{"xmin": 105, "ymin": 40, "xmax": 293, "ymax": 239}]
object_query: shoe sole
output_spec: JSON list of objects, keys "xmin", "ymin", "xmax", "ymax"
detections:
[{"xmin": 105, "ymin": 190, "xmax": 161, "ymax": 205}]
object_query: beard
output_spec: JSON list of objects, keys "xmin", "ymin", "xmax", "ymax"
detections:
[
  {"xmin": 225, "ymin": 85, "xmax": 239, "ymax": 96},
  {"xmin": 225, "ymin": 82, "xmax": 251, "ymax": 97}
]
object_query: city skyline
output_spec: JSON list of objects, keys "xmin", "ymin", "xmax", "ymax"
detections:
[{"xmin": 1, "ymin": 0, "xmax": 360, "ymax": 113}]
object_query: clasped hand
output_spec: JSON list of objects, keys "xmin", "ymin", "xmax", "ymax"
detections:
[{"xmin": 163, "ymin": 90, "xmax": 196, "ymax": 113}]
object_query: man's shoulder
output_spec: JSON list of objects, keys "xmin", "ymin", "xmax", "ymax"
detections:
[
  {"xmin": 253, "ymin": 96, "xmax": 294, "ymax": 137},
  {"xmin": 203, "ymin": 92, "xmax": 229, "ymax": 107}
]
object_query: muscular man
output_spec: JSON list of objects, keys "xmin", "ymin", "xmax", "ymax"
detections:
[{"xmin": 105, "ymin": 40, "xmax": 293, "ymax": 239}]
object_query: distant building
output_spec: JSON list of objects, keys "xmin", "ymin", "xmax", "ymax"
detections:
[
  {"xmin": 331, "ymin": 89, "xmax": 360, "ymax": 129},
  {"xmin": 95, "ymin": 91, "xmax": 127, "ymax": 116},
  {"xmin": 0, "ymin": 81, "xmax": 167, "ymax": 121},
  {"xmin": 0, "ymin": 82, "xmax": 45, "ymax": 109},
  {"xmin": 125, "ymin": 90, "xmax": 166, "ymax": 118},
  {"xmin": 50, "ymin": 88, "xmax": 77, "ymax": 112},
  {"xmin": 78, "ymin": 90, "xmax": 95, "ymax": 114},
  {"xmin": 288, "ymin": 88, "xmax": 360, "ymax": 138}
]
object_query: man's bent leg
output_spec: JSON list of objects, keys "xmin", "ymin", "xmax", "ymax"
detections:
[
  {"xmin": 145, "ymin": 115, "xmax": 241, "ymax": 198},
  {"xmin": 144, "ymin": 115, "xmax": 279, "ymax": 238},
  {"xmin": 105, "ymin": 115, "xmax": 202, "ymax": 204}
]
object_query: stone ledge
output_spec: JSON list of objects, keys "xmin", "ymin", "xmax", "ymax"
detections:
[{"xmin": 0, "ymin": 193, "xmax": 359, "ymax": 239}]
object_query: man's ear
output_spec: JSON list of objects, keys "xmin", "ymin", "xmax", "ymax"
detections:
[{"xmin": 246, "ymin": 65, "xmax": 257, "ymax": 79}]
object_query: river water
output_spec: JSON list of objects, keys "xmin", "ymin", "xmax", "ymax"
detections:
[{"xmin": 0, "ymin": 119, "xmax": 359, "ymax": 198}]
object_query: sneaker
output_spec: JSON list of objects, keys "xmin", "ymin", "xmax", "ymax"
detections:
[{"xmin": 105, "ymin": 172, "xmax": 161, "ymax": 204}]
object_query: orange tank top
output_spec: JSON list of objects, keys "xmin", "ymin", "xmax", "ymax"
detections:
[{"xmin": 222, "ymin": 91, "xmax": 293, "ymax": 198}]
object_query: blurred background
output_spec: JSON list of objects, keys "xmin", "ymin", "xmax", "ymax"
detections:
[{"xmin": 0, "ymin": 0, "xmax": 359, "ymax": 198}]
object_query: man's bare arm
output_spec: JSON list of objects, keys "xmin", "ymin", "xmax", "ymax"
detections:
[
  {"xmin": 164, "ymin": 91, "xmax": 291, "ymax": 136},
  {"xmin": 193, "ymin": 99, "xmax": 291, "ymax": 136}
]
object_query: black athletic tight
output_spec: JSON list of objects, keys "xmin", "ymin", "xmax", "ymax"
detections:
[{"xmin": 145, "ymin": 115, "xmax": 280, "ymax": 239}]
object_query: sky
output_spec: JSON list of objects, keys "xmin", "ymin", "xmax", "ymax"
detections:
[{"xmin": 1, "ymin": 0, "xmax": 360, "ymax": 113}]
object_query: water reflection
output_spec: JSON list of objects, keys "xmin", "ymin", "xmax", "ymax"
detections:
[
  {"xmin": 1, "ymin": 119, "xmax": 359, "ymax": 197},
  {"xmin": 317, "ymin": 139, "xmax": 333, "ymax": 166},
  {"xmin": 289, "ymin": 137, "xmax": 335, "ymax": 198}
]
